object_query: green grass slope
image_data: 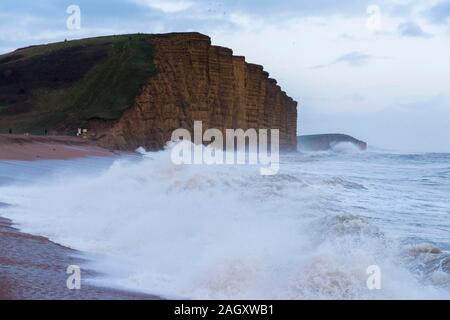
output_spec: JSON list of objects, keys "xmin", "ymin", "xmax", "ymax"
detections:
[{"xmin": 0, "ymin": 34, "xmax": 156, "ymax": 135}]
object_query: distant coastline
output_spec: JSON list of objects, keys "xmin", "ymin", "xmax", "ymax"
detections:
[{"xmin": 298, "ymin": 134, "xmax": 367, "ymax": 152}]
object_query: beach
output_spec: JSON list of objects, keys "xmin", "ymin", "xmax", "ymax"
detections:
[
  {"xmin": 0, "ymin": 134, "xmax": 129, "ymax": 161},
  {"xmin": 0, "ymin": 135, "xmax": 157, "ymax": 300},
  {"xmin": 0, "ymin": 213, "xmax": 159, "ymax": 300}
]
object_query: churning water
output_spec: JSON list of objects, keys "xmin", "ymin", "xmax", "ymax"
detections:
[{"xmin": 0, "ymin": 144, "xmax": 449, "ymax": 299}]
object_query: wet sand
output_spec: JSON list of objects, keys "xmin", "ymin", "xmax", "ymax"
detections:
[
  {"xmin": 0, "ymin": 215, "xmax": 160, "ymax": 300},
  {"xmin": 0, "ymin": 134, "xmax": 130, "ymax": 161},
  {"xmin": 0, "ymin": 137, "xmax": 155, "ymax": 299}
]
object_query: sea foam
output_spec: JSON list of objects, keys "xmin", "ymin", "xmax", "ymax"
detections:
[{"xmin": 0, "ymin": 145, "xmax": 449, "ymax": 299}]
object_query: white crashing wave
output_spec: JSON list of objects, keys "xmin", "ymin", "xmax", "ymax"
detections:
[
  {"xmin": 0, "ymin": 145, "xmax": 449, "ymax": 299},
  {"xmin": 330, "ymin": 142, "xmax": 363, "ymax": 154}
]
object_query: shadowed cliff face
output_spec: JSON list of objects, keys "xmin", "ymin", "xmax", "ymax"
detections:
[
  {"xmin": 0, "ymin": 46, "xmax": 108, "ymax": 116},
  {"xmin": 0, "ymin": 33, "xmax": 298, "ymax": 151},
  {"xmin": 96, "ymin": 33, "xmax": 298, "ymax": 151}
]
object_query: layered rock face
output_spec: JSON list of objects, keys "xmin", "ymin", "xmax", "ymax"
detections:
[{"xmin": 99, "ymin": 33, "xmax": 298, "ymax": 150}]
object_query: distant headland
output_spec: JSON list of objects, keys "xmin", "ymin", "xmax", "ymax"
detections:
[{"xmin": 298, "ymin": 134, "xmax": 367, "ymax": 151}]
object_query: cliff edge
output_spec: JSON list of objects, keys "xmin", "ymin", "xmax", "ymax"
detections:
[{"xmin": 0, "ymin": 33, "xmax": 298, "ymax": 151}]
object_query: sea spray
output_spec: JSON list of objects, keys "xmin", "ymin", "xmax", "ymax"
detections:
[{"xmin": 0, "ymin": 146, "xmax": 449, "ymax": 299}]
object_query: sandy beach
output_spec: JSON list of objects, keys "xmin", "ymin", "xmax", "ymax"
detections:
[
  {"xmin": 0, "ymin": 137, "xmax": 155, "ymax": 299},
  {"xmin": 0, "ymin": 134, "xmax": 130, "ymax": 161},
  {"xmin": 0, "ymin": 214, "xmax": 159, "ymax": 300}
]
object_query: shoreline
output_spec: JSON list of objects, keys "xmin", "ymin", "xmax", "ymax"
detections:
[
  {"xmin": 0, "ymin": 138, "xmax": 155, "ymax": 300},
  {"xmin": 0, "ymin": 214, "xmax": 160, "ymax": 300},
  {"xmin": 0, "ymin": 134, "xmax": 134, "ymax": 161}
]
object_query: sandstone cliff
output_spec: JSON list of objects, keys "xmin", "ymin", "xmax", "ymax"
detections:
[
  {"xmin": 0, "ymin": 33, "xmax": 298, "ymax": 151},
  {"xmin": 96, "ymin": 33, "xmax": 298, "ymax": 150}
]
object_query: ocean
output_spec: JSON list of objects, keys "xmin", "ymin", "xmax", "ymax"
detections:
[{"xmin": 1, "ymin": 143, "xmax": 449, "ymax": 299}]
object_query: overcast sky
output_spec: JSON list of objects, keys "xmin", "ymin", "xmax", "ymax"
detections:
[{"xmin": 1, "ymin": 0, "xmax": 449, "ymax": 152}]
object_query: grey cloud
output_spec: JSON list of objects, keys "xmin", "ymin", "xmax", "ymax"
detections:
[
  {"xmin": 312, "ymin": 51, "xmax": 381, "ymax": 69},
  {"xmin": 198, "ymin": 0, "xmax": 373, "ymax": 16},
  {"xmin": 426, "ymin": 1, "xmax": 450, "ymax": 25},
  {"xmin": 335, "ymin": 52, "xmax": 372, "ymax": 67},
  {"xmin": 130, "ymin": 0, "xmax": 375, "ymax": 20},
  {"xmin": 398, "ymin": 22, "xmax": 432, "ymax": 38}
]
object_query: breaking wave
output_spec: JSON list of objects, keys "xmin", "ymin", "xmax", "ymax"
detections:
[
  {"xmin": 331, "ymin": 142, "xmax": 363, "ymax": 154},
  {"xmin": 0, "ymin": 145, "xmax": 449, "ymax": 299}
]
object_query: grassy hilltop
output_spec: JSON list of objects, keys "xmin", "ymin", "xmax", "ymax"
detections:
[{"xmin": 0, "ymin": 34, "xmax": 156, "ymax": 135}]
